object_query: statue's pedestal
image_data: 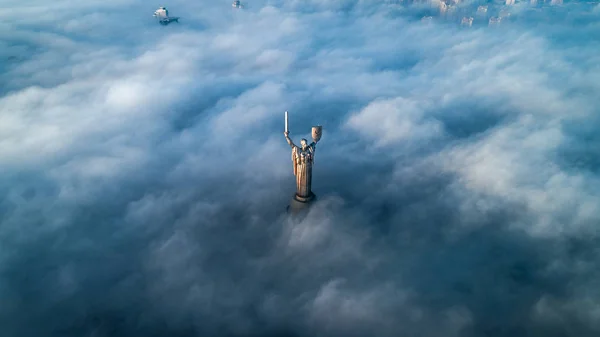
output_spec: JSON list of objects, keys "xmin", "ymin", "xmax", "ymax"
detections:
[{"xmin": 287, "ymin": 192, "xmax": 317, "ymax": 215}]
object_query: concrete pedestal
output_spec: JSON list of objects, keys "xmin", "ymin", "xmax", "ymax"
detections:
[{"xmin": 286, "ymin": 192, "xmax": 317, "ymax": 215}]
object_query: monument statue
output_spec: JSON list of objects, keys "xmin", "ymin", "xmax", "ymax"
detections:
[{"xmin": 284, "ymin": 111, "xmax": 322, "ymax": 208}]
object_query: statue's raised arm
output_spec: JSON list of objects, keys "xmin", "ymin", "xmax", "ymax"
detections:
[{"xmin": 284, "ymin": 131, "xmax": 298, "ymax": 149}]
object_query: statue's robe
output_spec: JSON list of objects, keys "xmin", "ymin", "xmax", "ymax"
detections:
[{"xmin": 291, "ymin": 143, "xmax": 316, "ymax": 199}]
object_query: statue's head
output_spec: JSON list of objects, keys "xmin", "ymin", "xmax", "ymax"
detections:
[{"xmin": 301, "ymin": 138, "xmax": 308, "ymax": 150}]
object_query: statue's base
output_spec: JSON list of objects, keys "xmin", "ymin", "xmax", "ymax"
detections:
[{"xmin": 286, "ymin": 192, "xmax": 317, "ymax": 215}]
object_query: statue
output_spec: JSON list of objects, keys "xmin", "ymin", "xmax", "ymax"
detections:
[{"xmin": 284, "ymin": 111, "xmax": 322, "ymax": 206}]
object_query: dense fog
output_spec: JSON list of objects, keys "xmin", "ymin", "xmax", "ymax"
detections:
[{"xmin": 2, "ymin": 1, "xmax": 600, "ymax": 336}]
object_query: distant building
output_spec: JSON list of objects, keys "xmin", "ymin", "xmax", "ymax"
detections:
[
  {"xmin": 505, "ymin": 0, "xmax": 515, "ymax": 5},
  {"xmin": 421, "ymin": 16, "xmax": 434, "ymax": 23},
  {"xmin": 489, "ymin": 16, "xmax": 502, "ymax": 25},
  {"xmin": 550, "ymin": 0, "xmax": 562, "ymax": 4},
  {"xmin": 477, "ymin": 5, "xmax": 488, "ymax": 14},
  {"xmin": 439, "ymin": 1, "xmax": 447, "ymax": 13},
  {"xmin": 154, "ymin": 6, "xmax": 168, "ymax": 18},
  {"xmin": 461, "ymin": 17, "xmax": 474, "ymax": 26}
]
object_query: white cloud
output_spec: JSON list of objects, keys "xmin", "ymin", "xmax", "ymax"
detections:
[
  {"xmin": 2, "ymin": 1, "xmax": 600, "ymax": 336},
  {"xmin": 346, "ymin": 97, "xmax": 444, "ymax": 146}
]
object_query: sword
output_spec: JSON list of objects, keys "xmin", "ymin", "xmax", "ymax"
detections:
[{"xmin": 285, "ymin": 111, "xmax": 288, "ymax": 133}]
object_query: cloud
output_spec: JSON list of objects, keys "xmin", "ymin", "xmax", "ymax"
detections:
[
  {"xmin": 345, "ymin": 97, "xmax": 444, "ymax": 146},
  {"xmin": 2, "ymin": 0, "xmax": 600, "ymax": 336}
]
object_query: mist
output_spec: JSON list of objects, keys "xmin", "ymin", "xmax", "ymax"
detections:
[{"xmin": 2, "ymin": 0, "xmax": 600, "ymax": 336}]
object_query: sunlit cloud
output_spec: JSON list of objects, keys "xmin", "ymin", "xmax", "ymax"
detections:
[{"xmin": 1, "ymin": 1, "xmax": 600, "ymax": 336}]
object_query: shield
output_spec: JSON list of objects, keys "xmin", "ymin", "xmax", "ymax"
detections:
[{"xmin": 312, "ymin": 125, "xmax": 322, "ymax": 142}]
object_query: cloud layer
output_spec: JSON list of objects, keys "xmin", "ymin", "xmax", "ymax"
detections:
[{"xmin": 2, "ymin": 0, "xmax": 600, "ymax": 336}]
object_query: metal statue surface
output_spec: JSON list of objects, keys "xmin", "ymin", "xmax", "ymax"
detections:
[{"xmin": 284, "ymin": 111, "xmax": 322, "ymax": 202}]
